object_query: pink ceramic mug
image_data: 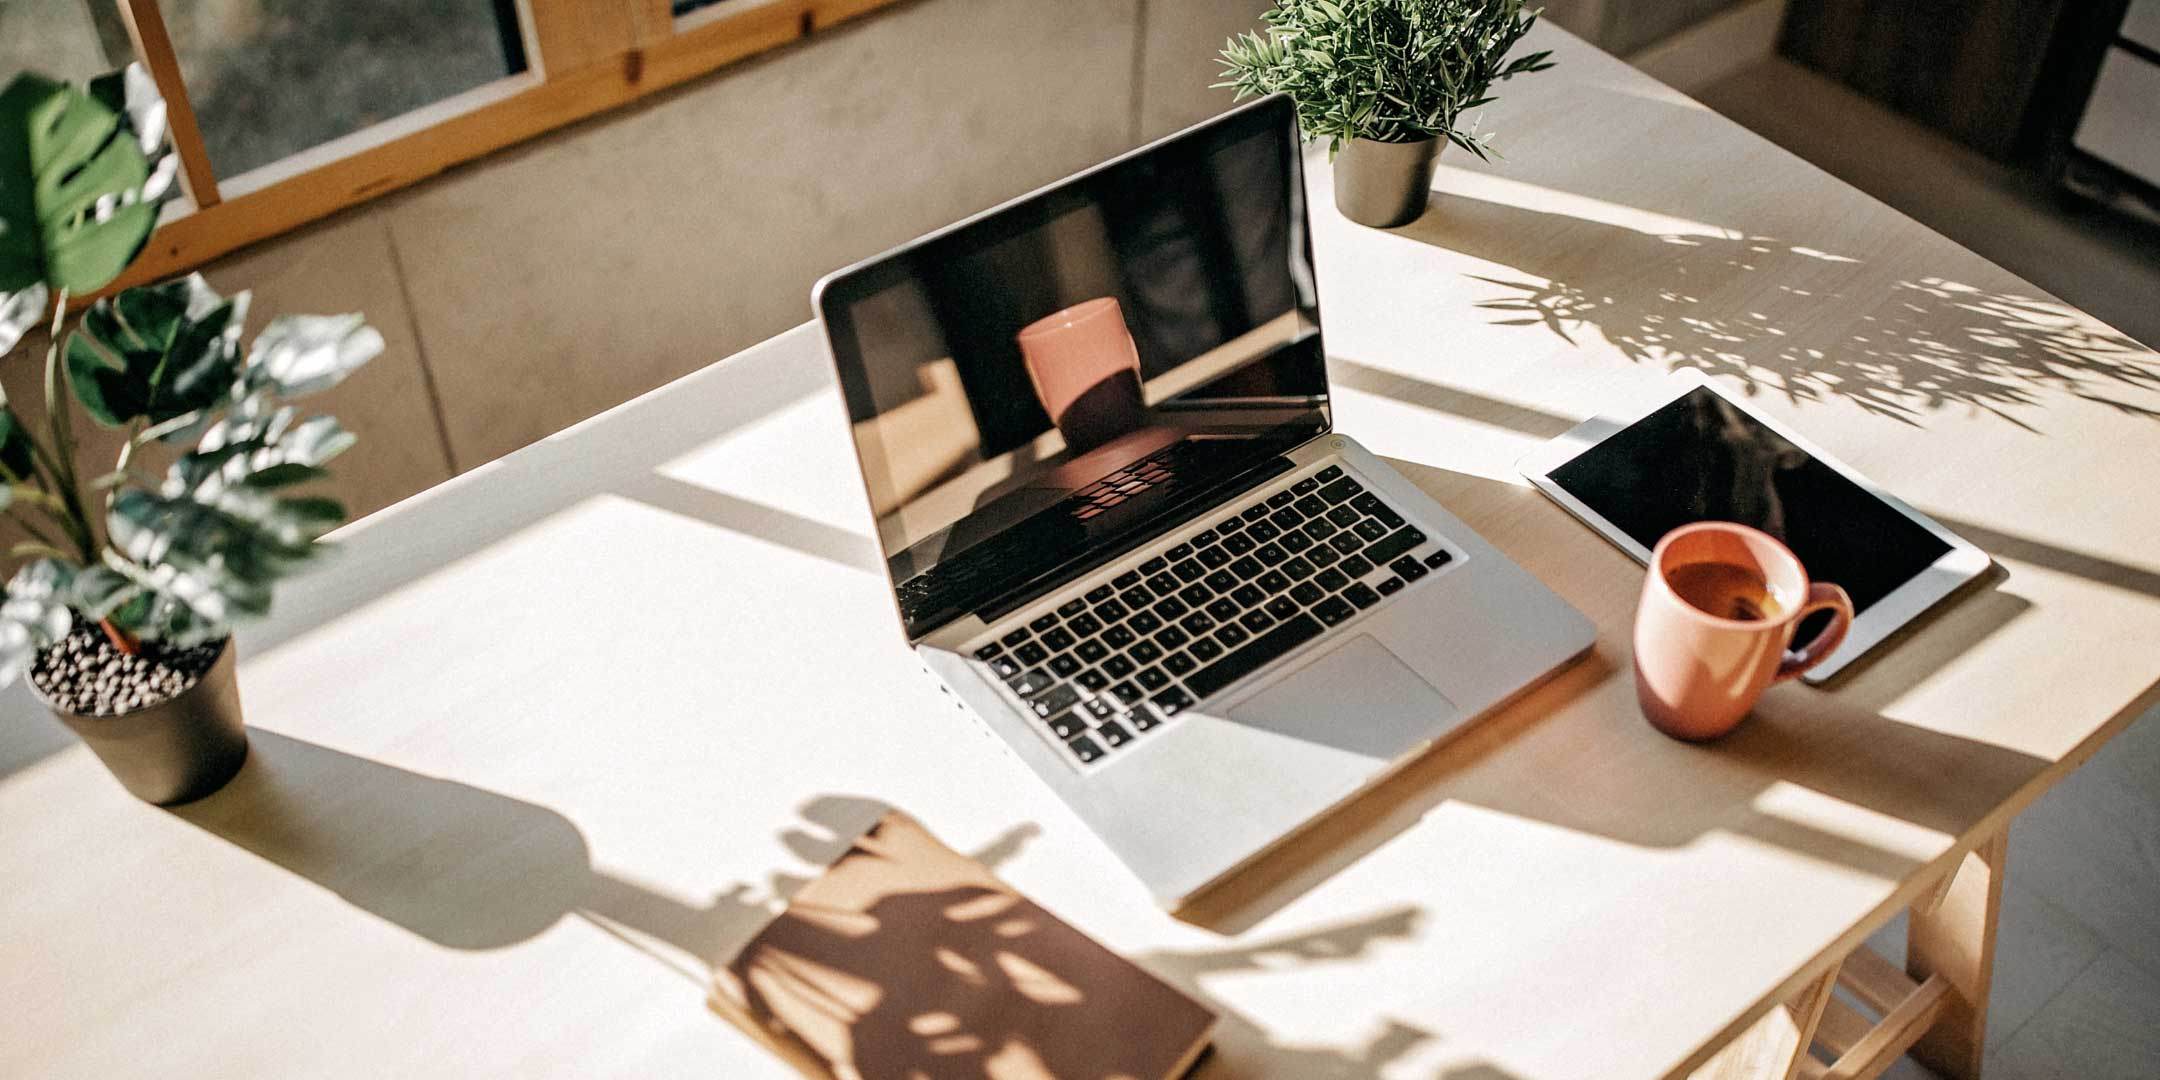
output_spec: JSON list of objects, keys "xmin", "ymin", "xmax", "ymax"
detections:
[
  {"xmin": 1633, "ymin": 522, "xmax": 1854, "ymax": 740},
  {"xmin": 1015, "ymin": 297, "xmax": 1147, "ymax": 454}
]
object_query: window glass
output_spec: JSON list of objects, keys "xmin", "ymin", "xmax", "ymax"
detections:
[{"xmin": 161, "ymin": 0, "xmax": 529, "ymax": 178}]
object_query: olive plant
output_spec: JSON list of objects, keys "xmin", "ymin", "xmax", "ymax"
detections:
[
  {"xmin": 1218, "ymin": 0, "xmax": 1554, "ymax": 158},
  {"xmin": 0, "ymin": 66, "xmax": 381, "ymax": 686}
]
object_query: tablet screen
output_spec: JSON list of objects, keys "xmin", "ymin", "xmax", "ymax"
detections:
[{"xmin": 1547, "ymin": 387, "xmax": 1949, "ymax": 613}]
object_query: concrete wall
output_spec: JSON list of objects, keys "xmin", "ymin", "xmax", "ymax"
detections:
[{"xmin": 0, "ymin": 0, "xmax": 1273, "ymax": 526}]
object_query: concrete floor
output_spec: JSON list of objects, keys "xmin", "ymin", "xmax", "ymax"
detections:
[{"xmin": 1696, "ymin": 57, "xmax": 2160, "ymax": 1080}]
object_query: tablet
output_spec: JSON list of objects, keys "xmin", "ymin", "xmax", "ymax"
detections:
[{"xmin": 1517, "ymin": 373, "xmax": 1990, "ymax": 682}]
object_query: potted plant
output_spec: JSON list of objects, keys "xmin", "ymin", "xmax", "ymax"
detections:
[
  {"xmin": 1, "ymin": 66, "xmax": 381, "ymax": 805},
  {"xmin": 1219, "ymin": 0, "xmax": 1554, "ymax": 228}
]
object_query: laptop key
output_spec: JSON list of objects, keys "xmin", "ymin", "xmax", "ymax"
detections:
[
  {"xmin": 1147, "ymin": 572, "xmax": 1181, "ymax": 595},
  {"xmin": 1178, "ymin": 583, "xmax": 1213, "ymax": 606},
  {"xmin": 1241, "ymin": 504, "xmax": 1270, "ymax": 522},
  {"xmin": 1307, "ymin": 543, "xmax": 1340, "ymax": 568},
  {"xmin": 1239, "ymin": 609, "xmax": 1275, "ymax": 633},
  {"xmin": 1289, "ymin": 582, "xmax": 1325, "ymax": 606},
  {"xmin": 1008, "ymin": 669, "xmax": 1055, "ymax": 696},
  {"xmin": 1315, "ymin": 568, "xmax": 1350, "ymax": 592},
  {"xmin": 1280, "ymin": 530, "xmax": 1314, "ymax": 554},
  {"xmin": 1317, "ymin": 465, "xmax": 1344, "ymax": 481},
  {"xmin": 1206, "ymin": 597, "xmax": 1240, "ymax": 621},
  {"xmin": 1112, "ymin": 571, "xmax": 1142, "ymax": 589},
  {"xmin": 1247, "ymin": 521, "xmax": 1281, "ymax": 542},
  {"xmin": 1224, "ymin": 532, "xmax": 1257, "ymax": 554},
  {"xmin": 989, "ymin": 655, "xmax": 1022, "ymax": 678},
  {"xmin": 1257, "ymin": 570, "xmax": 1292, "ymax": 595},
  {"xmin": 1391, "ymin": 555, "xmax": 1429, "ymax": 582},
  {"xmin": 1256, "ymin": 544, "xmax": 1288, "ymax": 567},
  {"xmin": 1293, "ymin": 495, "xmax": 1329, "ymax": 518},
  {"xmin": 1198, "ymin": 546, "xmax": 1232, "ymax": 568},
  {"xmin": 1292, "ymin": 477, "xmax": 1320, "ymax": 495},
  {"xmin": 1153, "ymin": 596, "xmax": 1189, "ymax": 621},
  {"xmin": 1057, "ymin": 598, "xmax": 1088, "ymax": 618},
  {"xmin": 1085, "ymin": 585, "xmax": 1115, "ymax": 604},
  {"xmin": 1362, "ymin": 527, "xmax": 1427, "ymax": 568},
  {"xmin": 1185, "ymin": 613, "xmax": 1323, "ymax": 698},
  {"xmin": 1265, "ymin": 596, "xmax": 1301, "ymax": 620},
  {"xmin": 1049, "ymin": 654, "xmax": 1081, "ymax": 677},
  {"xmin": 1076, "ymin": 639, "xmax": 1109, "ymax": 663},
  {"xmin": 1180, "ymin": 611, "xmax": 1217, "ymax": 634},
  {"xmin": 1076, "ymin": 669, "xmax": 1109, "ymax": 691},
  {"xmin": 1001, "ymin": 627, "xmax": 1033, "ymax": 646},
  {"xmin": 1097, "ymin": 720, "xmax": 1133, "ymax": 747},
  {"xmin": 1312, "ymin": 596, "xmax": 1356, "ymax": 626},
  {"xmin": 1156, "ymin": 625, "xmax": 1189, "ymax": 649},
  {"xmin": 1083, "ymin": 697, "xmax": 1116, "ymax": 720},
  {"xmin": 1047, "ymin": 710, "xmax": 1087, "ymax": 739},
  {"xmin": 1104, "ymin": 625, "xmax": 1136, "ymax": 648},
  {"xmin": 1425, "ymin": 550, "xmax": 1454, "ymax": 569},
  {"xmin": 1217, "ymin": 516, "xmax": 1244, "ymax": 534},
  {"xmin": 1128, "ymin": 611, "xmax": 1162, "ymax": 635},
  {"xmin": 1138, "ymin": 556, "xmax": 1169, "ymax": 575},
  {"xmin": 1094, "ymin": 599, "xmax": 1129, "ymax": 623},
  {"xmin": 1068, "ymin": 613, "xmax": 1103, "ymax": 637},
  {"xmin": 1165, "ymin": 543, "xmax": 1194, "ymax": 561},
  {"xmin": 1327, "ymin": 504, "xmax": 1361, "ymax": 528},
  {"xmin": 1215, "ymin": 623, "xmax": 1250, "ymax": 647},
  {"xmin": 1189, "ymin": 637, "xmax": 1225, "ymax": 662},
  {"xmin": 1231, "ymin": 583, "xmax": 1265, "ymax": 608},
  {"xmin": 1136, "ymin": 666, "xmax": 1170, "ymax": 691},
  {"xmin": 1109, "ymin": 681, "xmax": 1144, "ymax": 705},
  {"xmin": 1131, "ymin": 640, "xmax": 1163, "ymax": 665},
  {"xmin": 974, "ymin": 642, "xmax": 1004, "ymax": 660},
  {"xmin": 1066, "ymin": 734, "xmax": 1105, "ymax": 763},
  {"xmin": 1128, "ymin": 705, "xmax": 1163, "ymax": 731},
  {"xmin": 1268, "ymin": 507, "xmax": 1302, "ymax": 530},
  {"xmin": 1120, "ymin": 587, "xmax": 1153, "ymax": 610},
  {"xmin": 1030, "ymin": 684, "xmax": 1080, "ymax": 717},
  {"xmin": 1204, "ymin": 570, "xmax": 1238, "ymax": 593},
  {"xmin": 1281, "ymin": 557, "xmax": 1315, "ymax": 581},
  {"xmin": 1377, "ymin": 576, "xmax": 1405, "ymax": 596},
  {"xmin": 1319, "ymin": 477, "xmax": 1364, "ymax": 504},
  {"xmin": 1103, "ymin": 655, "xmax": 1137, "ymax": 678},
  {"xmin": 1266, "ymin": 491, "xmax": 1296, "ymax": 508},
  {"xmin": 1229, "ymin": 556, "xmax": 1264, "ymax": 580},
  {"xmin": 1344, "ymin": 582, "xmax": 1382, "ymax": 609},
  {"xmin": 1354, "ymin": 519, "xmax": 1390, "ymax": 542},
  {"xmin": 1329, "ymin": 533, "xmax": 1364, "ymax": 555},
  {"xmin": 1016, "ymin": 642, "xmax": 1048, "ymax": 665},
  {"xmin": 1163, "ymin": 650, "xmax": 1197, "ymax": 676},
  {"xmin": 1339, "ymin": 554, "xmax": 1375, "ymax": 578},
  {"xmin": 1191, "ymin": 529, "xmax": 1218, "ymax": 547},
  {"xmin": 1173, "ymin": 559, "xmax": 1207, "ymax": 582},
  {"xmin": 1042, "ymin": 627, "xmax": 1076, "ymax": 651}
]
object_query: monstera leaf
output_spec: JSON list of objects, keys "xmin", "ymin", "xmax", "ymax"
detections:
[
  {"xmin": 0, "ymin": 281, "xmax": 44, "ymax": 355},
  {"xmin": 0, "ymin": 65, "xmax": 174, "ymax": 303},
  {"xmin": 0, "ymin": 405, "xmax": 34, "ymax": 483},
  {"xmin": 242, "ymin": 314, "xmax": 384, "ymax": 399},
  {"xmin": 0, "ymin": 559, "xmax": 75, "ymax": 685},
  {"xmin": 65, "ymin": 274, "xmax": 248, "ymax": 430}
]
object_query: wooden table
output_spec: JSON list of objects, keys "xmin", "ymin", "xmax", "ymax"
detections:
[{"xmin": 5, "ymin": 23, "xmax": 2156, "ymax": 1080}]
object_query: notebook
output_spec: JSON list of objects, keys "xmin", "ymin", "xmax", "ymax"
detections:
[{"xmin": 710, "ymin": 810, "xmax": 1216, "ymax": 1079}]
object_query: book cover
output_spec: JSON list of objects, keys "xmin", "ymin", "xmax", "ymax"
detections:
[{"xmin": 711, "ymin": 810, "xmax": 1216, "ymax": 1080}]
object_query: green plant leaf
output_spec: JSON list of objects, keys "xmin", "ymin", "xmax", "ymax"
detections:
[
  {"xmin": 0, "ymin": 66, "xmax": 174, "ymax": 298},
  {"xmin": 0, "ymin": 558, "xmax": 75, "ymax": 686},
  {"xmin": 0, "ymin": 281, "xmax": 44, "ymax": 354},
  {"xmin": 65, "ymin": 563, "xmax": 138, "ymax": 621},
  {"xmin": 243, "ymin": 313, "xmax": 384, "ymax": 398},
  {"xmin": 65, "ymin": 274, "xmax": 248, "ymax": 429},
  {"xmin": 0, "ymin": 405, "xmax": 34, "ymax": 482}
]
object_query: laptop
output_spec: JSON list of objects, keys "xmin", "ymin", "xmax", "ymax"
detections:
[{"xmin": 814, "ymin": 94, "xmax": 1595, "ymax": 908}]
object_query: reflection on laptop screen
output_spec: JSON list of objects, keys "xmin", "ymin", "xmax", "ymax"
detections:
[{"xmin": 820, "ymin": 98, "xmax": 1327, "ymax": 638}]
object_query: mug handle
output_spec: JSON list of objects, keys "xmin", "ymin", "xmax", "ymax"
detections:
[{"xmin": 1773, "ymin": 583, "xmax": 1855, "ymax": 683}]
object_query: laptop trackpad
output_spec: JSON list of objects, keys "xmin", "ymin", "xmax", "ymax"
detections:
[{"xmin": 1228, "ymin": 635, "xmax": 1459, "ymax": 761}]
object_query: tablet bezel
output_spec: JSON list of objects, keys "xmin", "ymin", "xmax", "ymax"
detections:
[{"xmin": 1515, "ymin": 370, "xmax": 1992, "ymax": 683}]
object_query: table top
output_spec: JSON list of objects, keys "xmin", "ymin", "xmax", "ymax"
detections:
[{"xmin": 6, "ymin": 22, "xmax": 2158, "ymax": 1080}]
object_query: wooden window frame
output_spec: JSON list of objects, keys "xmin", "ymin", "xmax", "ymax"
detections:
[{"xmin": 105, "ymin": 0, "xmax": 907, "ymax": 294}]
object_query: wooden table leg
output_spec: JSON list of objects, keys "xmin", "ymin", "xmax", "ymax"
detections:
[
  {"xmin": 1690, "ymin": 967, "xmax": 1839, "ymax": 1080},
  {"xmin": 1905, "ymin": 829, "xmax": 2008, "ymax": 1080}
]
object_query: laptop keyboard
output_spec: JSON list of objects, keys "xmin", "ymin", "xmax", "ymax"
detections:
[{"xmin": 966, "ymin": 462, "xmax": 1460, "ymax": 770}]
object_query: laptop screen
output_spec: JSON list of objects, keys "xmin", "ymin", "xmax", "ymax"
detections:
[{"xmin": 818, "ymin": 97, "xmax": 1328, "ymax": 639}]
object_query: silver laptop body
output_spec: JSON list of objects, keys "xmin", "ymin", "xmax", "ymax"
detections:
[{"xmin": 815, "ymin": 95, "xmax": 1594, "ymax": 908}]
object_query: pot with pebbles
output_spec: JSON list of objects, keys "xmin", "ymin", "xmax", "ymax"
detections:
[
  {"xmin": 1, "ymin": 65, "xmax": 383, "ymax": 805},
  {"xmin": 1218, "ymin": 0, "xmax": 1554, "ymax": 228}
]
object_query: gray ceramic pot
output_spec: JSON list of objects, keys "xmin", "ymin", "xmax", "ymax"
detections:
[
  {"xmin": 37, "ymin": 638, "xmax": 248, "ymax": 806},
  {"xmin": 1334, "ymin": 136, "xmax": 1442, "ymax": 228}
]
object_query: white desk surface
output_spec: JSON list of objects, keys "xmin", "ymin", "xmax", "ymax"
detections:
[{"xmin": 6, "ymin": 23, "xmax": 2158, "ymax": 1080}]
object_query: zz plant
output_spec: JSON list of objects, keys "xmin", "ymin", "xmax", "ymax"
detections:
[
  {"xmin": 1218, "ymin": 0, "xmax": 1554, "ymax": 158},
  {"xmin": 0, "ymin": 65, "xmax": 381, "ymax": 688}
]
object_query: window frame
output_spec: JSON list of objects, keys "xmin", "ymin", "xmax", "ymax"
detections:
[{"xmin": 105, "ymin": 0, "xmax": 907, "ymax": 293}]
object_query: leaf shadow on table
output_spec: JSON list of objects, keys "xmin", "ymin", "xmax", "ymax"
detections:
[
  {"xmin": 1390, "ymin": 191, "xmax": 2159, "ymax": 431},
  {"xmin": 172, "ymin": 747, "xmax": 1522, "ymax": 1078}
]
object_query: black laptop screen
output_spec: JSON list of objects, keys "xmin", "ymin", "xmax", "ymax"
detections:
[{"xmin": 819, "ymin": 98, "xmax": 1328, "ymax": 638}]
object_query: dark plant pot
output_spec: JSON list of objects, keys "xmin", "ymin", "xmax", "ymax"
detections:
[
  {"xmin": 37, "ymin": 639, "xmax": 248, "ymax": 806},
  {"xmin": 1334, "ymin": 136, "xmax": 1443, "ymax": 228}
]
